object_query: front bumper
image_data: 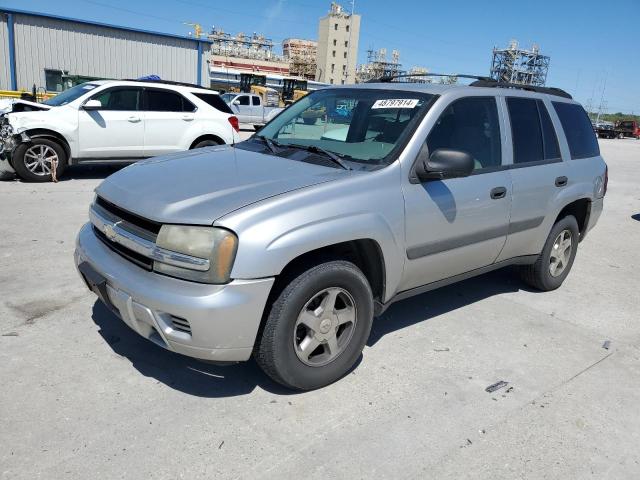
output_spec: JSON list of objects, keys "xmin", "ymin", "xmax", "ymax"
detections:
[{"xmin": 75, "ymin": 223, "xmax": 274, "ymax": 362}]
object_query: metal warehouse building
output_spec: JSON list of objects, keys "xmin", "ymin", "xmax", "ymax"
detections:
[{"xmin": 0, "ymin": 8, "xmax": 210, "ymax": 92}]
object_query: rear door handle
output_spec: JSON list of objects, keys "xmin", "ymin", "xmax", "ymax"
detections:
[
  {"xmin": 555, "ymin": 176, "xmax": 568, "ymax": 187},
  {"xmin": 182, "ymin": 114, "xmax": 194, "ymax": 121},
  {"xmin": 127, "ymin": 116, "xmax": 141, "ymax": 123},
  {"xmin": 490, "ymin": 186, "xmax": 507, "ymax": 199}
]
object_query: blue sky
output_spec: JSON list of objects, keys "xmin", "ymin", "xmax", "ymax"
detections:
[{"xmin": 3, "ymin": 0, "xmax": 639, "ymax": 112}]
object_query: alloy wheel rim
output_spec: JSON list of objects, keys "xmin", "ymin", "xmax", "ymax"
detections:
[
  {"xmin": 24, "ymin": 145, "xmax": 58, "ymax": 176},
  {"xmin": 549, "ymin": 229, "xmax": 572, "ymax": 277},
  {"xmin": 293, "ymin": 287, "xmax": 357, "ymax": 367}
]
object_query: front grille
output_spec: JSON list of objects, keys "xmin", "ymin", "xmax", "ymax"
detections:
[
  {"xmin": 93, "ymin": 226, "xmax": 153, "ymax": 270},
  {"xmin": 96, "ymin": 196, "xmax": 161, "ymax": 235},
  {"xmin": 170, "ymin": 316, "xmax": 192, "ymax": 335}
]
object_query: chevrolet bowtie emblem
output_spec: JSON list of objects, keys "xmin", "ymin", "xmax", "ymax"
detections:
[{"xmin": 103, "ymin": 223, "xmax": 117, "ymax": 241}]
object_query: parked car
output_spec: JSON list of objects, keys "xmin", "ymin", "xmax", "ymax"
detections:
[
  {"xmin": 614, "ymin": 119, "xmax": 640, "ymax": 139},
  {"xmin": 221, "ymin": 93, "xmax": 283, "ymax": 130},
  {"xmin": 596, "ymin": 122, "xmax": 617, "ymax": 138},
  {"xmin": 0, "ymin": 79, "xmax": 240, "ymax": 182},
  {"xmin": 75, "ymin": 81, "xmax": 607, "ymax": 390}
]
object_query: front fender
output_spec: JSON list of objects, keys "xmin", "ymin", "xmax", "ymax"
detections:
[{"xmin": 219, "ymin": 166, "xmax": 406, "ymax": 302}]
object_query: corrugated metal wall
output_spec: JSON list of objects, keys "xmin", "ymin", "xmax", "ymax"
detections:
[
  {"xmin": 0, "ymin": 15, "xmax": 11, "ymax": 89},
  {"xmin": 7, "ymin": 13, "xmax": 207, "ymax": 91}
]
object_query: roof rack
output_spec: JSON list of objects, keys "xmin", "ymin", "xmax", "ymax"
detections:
[
  {"xmin": 469, "ymin": 79, "xmax": 572, "ymax": 99},
  {"xmin": 367, "ymin": 72, "xmax": 572, "ymax": 99},
  {"xmin": 368, "ymin": 72, "xmax": 493, "ymax": 83},
  {"xmin": 123, "ymin": 78, "xmax": 211, "ymax": 90}
]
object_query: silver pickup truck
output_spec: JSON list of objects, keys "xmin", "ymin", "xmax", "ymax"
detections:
[
  {"xmin": 221, "ymin": 93, "xmax": 283, "ymax": 130},
  {"xmin": 75, "ymin": 80, "xmax": 606, "ymax": 390}
]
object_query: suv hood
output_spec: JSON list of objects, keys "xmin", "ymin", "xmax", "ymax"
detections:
[
  {"xmin": 96, "ymin": 145, "xmax": 351, "ymax": 225},
  {"xmin": 0, "ymin": 99, "xmax": 52, "ymax": 114}
]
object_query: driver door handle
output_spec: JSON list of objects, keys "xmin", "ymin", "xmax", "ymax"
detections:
[
  {"xmin": 127, "ymin": 116, "xmax": 141, "ymax": 123},
  {"xmin": 490, "ymin": 186, "xmax": 507, "ymax": 199}
]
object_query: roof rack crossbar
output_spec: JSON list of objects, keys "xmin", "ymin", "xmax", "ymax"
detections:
[{"xmin": 469, "ymin": 79, "xmax": 572, "ymax": 99}]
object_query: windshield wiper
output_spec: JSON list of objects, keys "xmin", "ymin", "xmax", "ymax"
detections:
[
  {"xmin": 286, "ymin": 144, "xmax": 352, "ymax": 170},
  {"xmin": 253, "ymin": 135, "xmax": 281, "ymax": 155}
]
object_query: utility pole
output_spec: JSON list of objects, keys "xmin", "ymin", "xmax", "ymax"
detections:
[{"xmin": 595, "ymin": 70, "xmax": 608, "ymax": 125}]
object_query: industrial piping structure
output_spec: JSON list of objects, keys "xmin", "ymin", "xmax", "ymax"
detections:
[{"xmin": 490, "ymin": 40, "xmax": 550, "ymax": 86}]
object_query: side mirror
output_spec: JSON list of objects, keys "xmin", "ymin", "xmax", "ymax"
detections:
[
  {"xmin": 232, "ymin": 99, "xmax": 241, "ymax": 106},
  {"xmin": 414, "ymin": 147, "xmax": 475, "ymax": 181},
  {"xmin": 83, "ymin": 99, "xmax": 102, "ymax": 110}
]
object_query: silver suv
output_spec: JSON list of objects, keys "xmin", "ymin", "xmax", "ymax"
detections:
[{"xmin": 75, "ymin": 80, "xmax": 607, "ymax": 390}]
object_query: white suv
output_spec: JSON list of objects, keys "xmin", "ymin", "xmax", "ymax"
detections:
[{"xmin": 0, "ymin": 79, "xmax": 241, "ymax": 182}]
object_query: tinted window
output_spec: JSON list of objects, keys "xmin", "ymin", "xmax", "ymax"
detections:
[
  {"xmin": 507, "ymin": 97, "xmax": 544, "ymax": 164},
  {"xmin": 192, "ymin": 93, "xmax": 233, "ymax": 114},
  {"xmin": 427, "ymin": 97, "xmax": 502, "ymax": 170},
  {"xmin": 553, "ymin": 102, "xmax": 600, "ymax": 159},
  {"xmin": 252, "ymin": 96, "xmax": 261, "ymax": 106},
  {"xmin": 237, "ymin": 96, "xmax": 250, "ymax": 106},
  {"xmin": 537, "ymin": 100, "xmax": 561, "ymax": 159},
  {"xmin": 91, "ymin": 88, "xmax": 141, "ymax": 111},
  {"xmin": 145, "ymin": 89, "xmax": 195, "ymax": 112}
]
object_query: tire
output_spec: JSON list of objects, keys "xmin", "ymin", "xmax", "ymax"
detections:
[
  {"xmin": 618, "ymin": 133, "xmax": 625, "ymax": 139},
  {"xmin": 12, "ymin": 137, "xmax": 67, "ymax": 182},
  {"xmin": 254, "ymin": 260, "xmax": 374, "ymax": 390},
  {"xmin": 192, "ymin": 139, "xmax": 221, "ymax": 149},
  {"xmin": 519, "ymin": 215, "xmax": 579, "ymax": 291}
]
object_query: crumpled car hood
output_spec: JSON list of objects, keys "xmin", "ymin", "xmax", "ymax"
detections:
[
  {"xmin": 96, "ymin": 145, "xmax": 351, "ymax": 225},
  {"xmin": 0, "ymin": 99, "xmax": 52, "ymax": 114}
]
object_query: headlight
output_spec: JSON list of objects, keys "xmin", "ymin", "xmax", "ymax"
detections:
[{"xmin": 154, "ymin": 225, "xmax": 238, "ymax": 284}]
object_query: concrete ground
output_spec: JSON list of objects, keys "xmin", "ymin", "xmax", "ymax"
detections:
[{"xmin": 1, "ymin": 137, "xmax": 639, "ymax": 479}]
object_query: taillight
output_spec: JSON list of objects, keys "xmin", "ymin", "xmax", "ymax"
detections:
[
  {"xmin": 603, "ymin": 164, "xmax": 608, "ymax": 196},
  {"xmin": 228, "ymin": 116, "xmax": 239, "ymax": 132}
]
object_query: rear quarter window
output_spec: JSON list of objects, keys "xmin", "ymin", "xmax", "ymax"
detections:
[
  {"xmin": 552, "ymin": 102, "xmax": 600, "ymax": 159},
  {"xmin": 193, "ymin": 93, "xmax": 233, "ymax": 114}
]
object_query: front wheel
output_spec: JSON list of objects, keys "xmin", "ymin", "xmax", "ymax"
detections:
[
  {"xmin": 254, "ymin": 260, "xmax": 374, "ymax": 390},
  {"xmin": 12, "ymin": 138, "xmax": 67, "ymax": 182},
  {"xmin": 519, "ymin": 215, "xmax": 579, "ymax": 291},
  {"xmin": 192, "ymin": 139, "xmax": 221, "ymax": 149}
]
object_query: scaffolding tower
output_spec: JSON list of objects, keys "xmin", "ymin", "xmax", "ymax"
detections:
[
  {"xmin": 283, "ymin": 38, "xmax": 317, "ymax": 80},
  {"xmin": 490, "ymin": 40, "xmax": 550, "ymax": 86}
]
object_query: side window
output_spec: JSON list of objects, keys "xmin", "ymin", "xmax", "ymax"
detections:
[
  {"xmin": 237, "ymin": 96, "xmax": 250, "ymax": 106},
  {"xmin": 552, "ymin": 102, "xmax": 600, "ymax": 159},
  {"xmin": 91, "ymin": 88, "xmax": 141, "ymax": 111},
  {"xmin": 507, "ymin": 97, "xmax": 544, "ymax": 164},
  {"xmin": 144, "ymin": 89, "xmax": 195, "ymax": 112},
  {"xmin": 537, "ymin": 100, "xmax": 561, "ymax": 160},
  {"xmin": 427, "ymin": 97, "xmax": 502, "ymax": 170},
  {"xmin": 252, "ymin": 96, "xmax": 261, "ymax": 106}
]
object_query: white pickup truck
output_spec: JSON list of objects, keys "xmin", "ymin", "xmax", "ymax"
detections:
[{"xmin": 221, "ymin": 93, "xmax": 283, "ymax": 130}]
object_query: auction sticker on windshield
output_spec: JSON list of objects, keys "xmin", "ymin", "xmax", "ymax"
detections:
[{"xmin": 372, "ymin": 99, "xmax": 419, "ymax": 109}]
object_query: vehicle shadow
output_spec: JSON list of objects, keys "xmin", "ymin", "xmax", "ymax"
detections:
[
  {"xmin": 367, "ymin": 268, "xmax": 529, "ymax": 346},
  {"xmin": 63, "ymin": 164, "xmax": 127, "ymax": 180},
  {"xmin": 91, "ymin": 301, "xmax": 297, "ymax": 398}
]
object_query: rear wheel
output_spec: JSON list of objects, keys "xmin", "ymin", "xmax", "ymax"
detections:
[
  {"xmin": 519, "ymin": 215, "xmax": 579, "ymax": 291},
  {"xmin": 12, "ymin": 138, "xmax": 67, "ymax": 182},
  {"xmin": 255, "ymin": 260, "xmax": 374, "ymax": 390}
]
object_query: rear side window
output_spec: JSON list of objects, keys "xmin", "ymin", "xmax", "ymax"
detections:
[
  {"xmin": 507, "ymin": 97, "xmax": 544, "ymax": 164},
  {"xmin": 552, "ymin": 102, "xmax": 600, "ymax": 159},
  {"xmin": 237, "ymin": 96, "xmax": 250, "ymax": 106},
  {"xmin": 427, "ymin": 97, "xmax": 502, "ymax": 171},
  {"xmin": 192, "ymin": 93, "xmax": 233, "ymax": 114},
  {"xmin": 252, "ymin": 96, "xmax": 261, "ymax": 106},
  {"xmin": 144, "ymin": 89, "xmax": 195, "ymax": 112}
]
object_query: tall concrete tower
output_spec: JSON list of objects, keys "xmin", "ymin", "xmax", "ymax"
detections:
[{"xmin": 315, "ymin": 2, "xmax": 361, "ymax": 85}]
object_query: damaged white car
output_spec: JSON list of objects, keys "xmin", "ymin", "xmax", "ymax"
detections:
[{"xmin": 0, "ymin": 79, "xmax": 240, "ymax": 182}]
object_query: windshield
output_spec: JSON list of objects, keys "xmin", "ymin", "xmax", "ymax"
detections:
[
  {"xmin": 258, "ymin": 88, "xmax": 434, "ymax": 165},
  {"xmin": 43, "ymin": 82, "xmax": 100, "ymax": 106},
  {"xmin": 221, "ymin": 93, "xmax": 236, "ymax": 104}
]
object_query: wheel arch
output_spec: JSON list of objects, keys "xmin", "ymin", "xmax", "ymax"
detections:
[
  {"xmin": 189, "ymin": 134, "xmax": 226, "ymax": 149},
  {"xmin": 20, "ymin": 129, "xmax": 71, "ymax": 160},
  {"xmin": 554, "ymin": 197, "xmax": 591, "ymax": 240}
]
